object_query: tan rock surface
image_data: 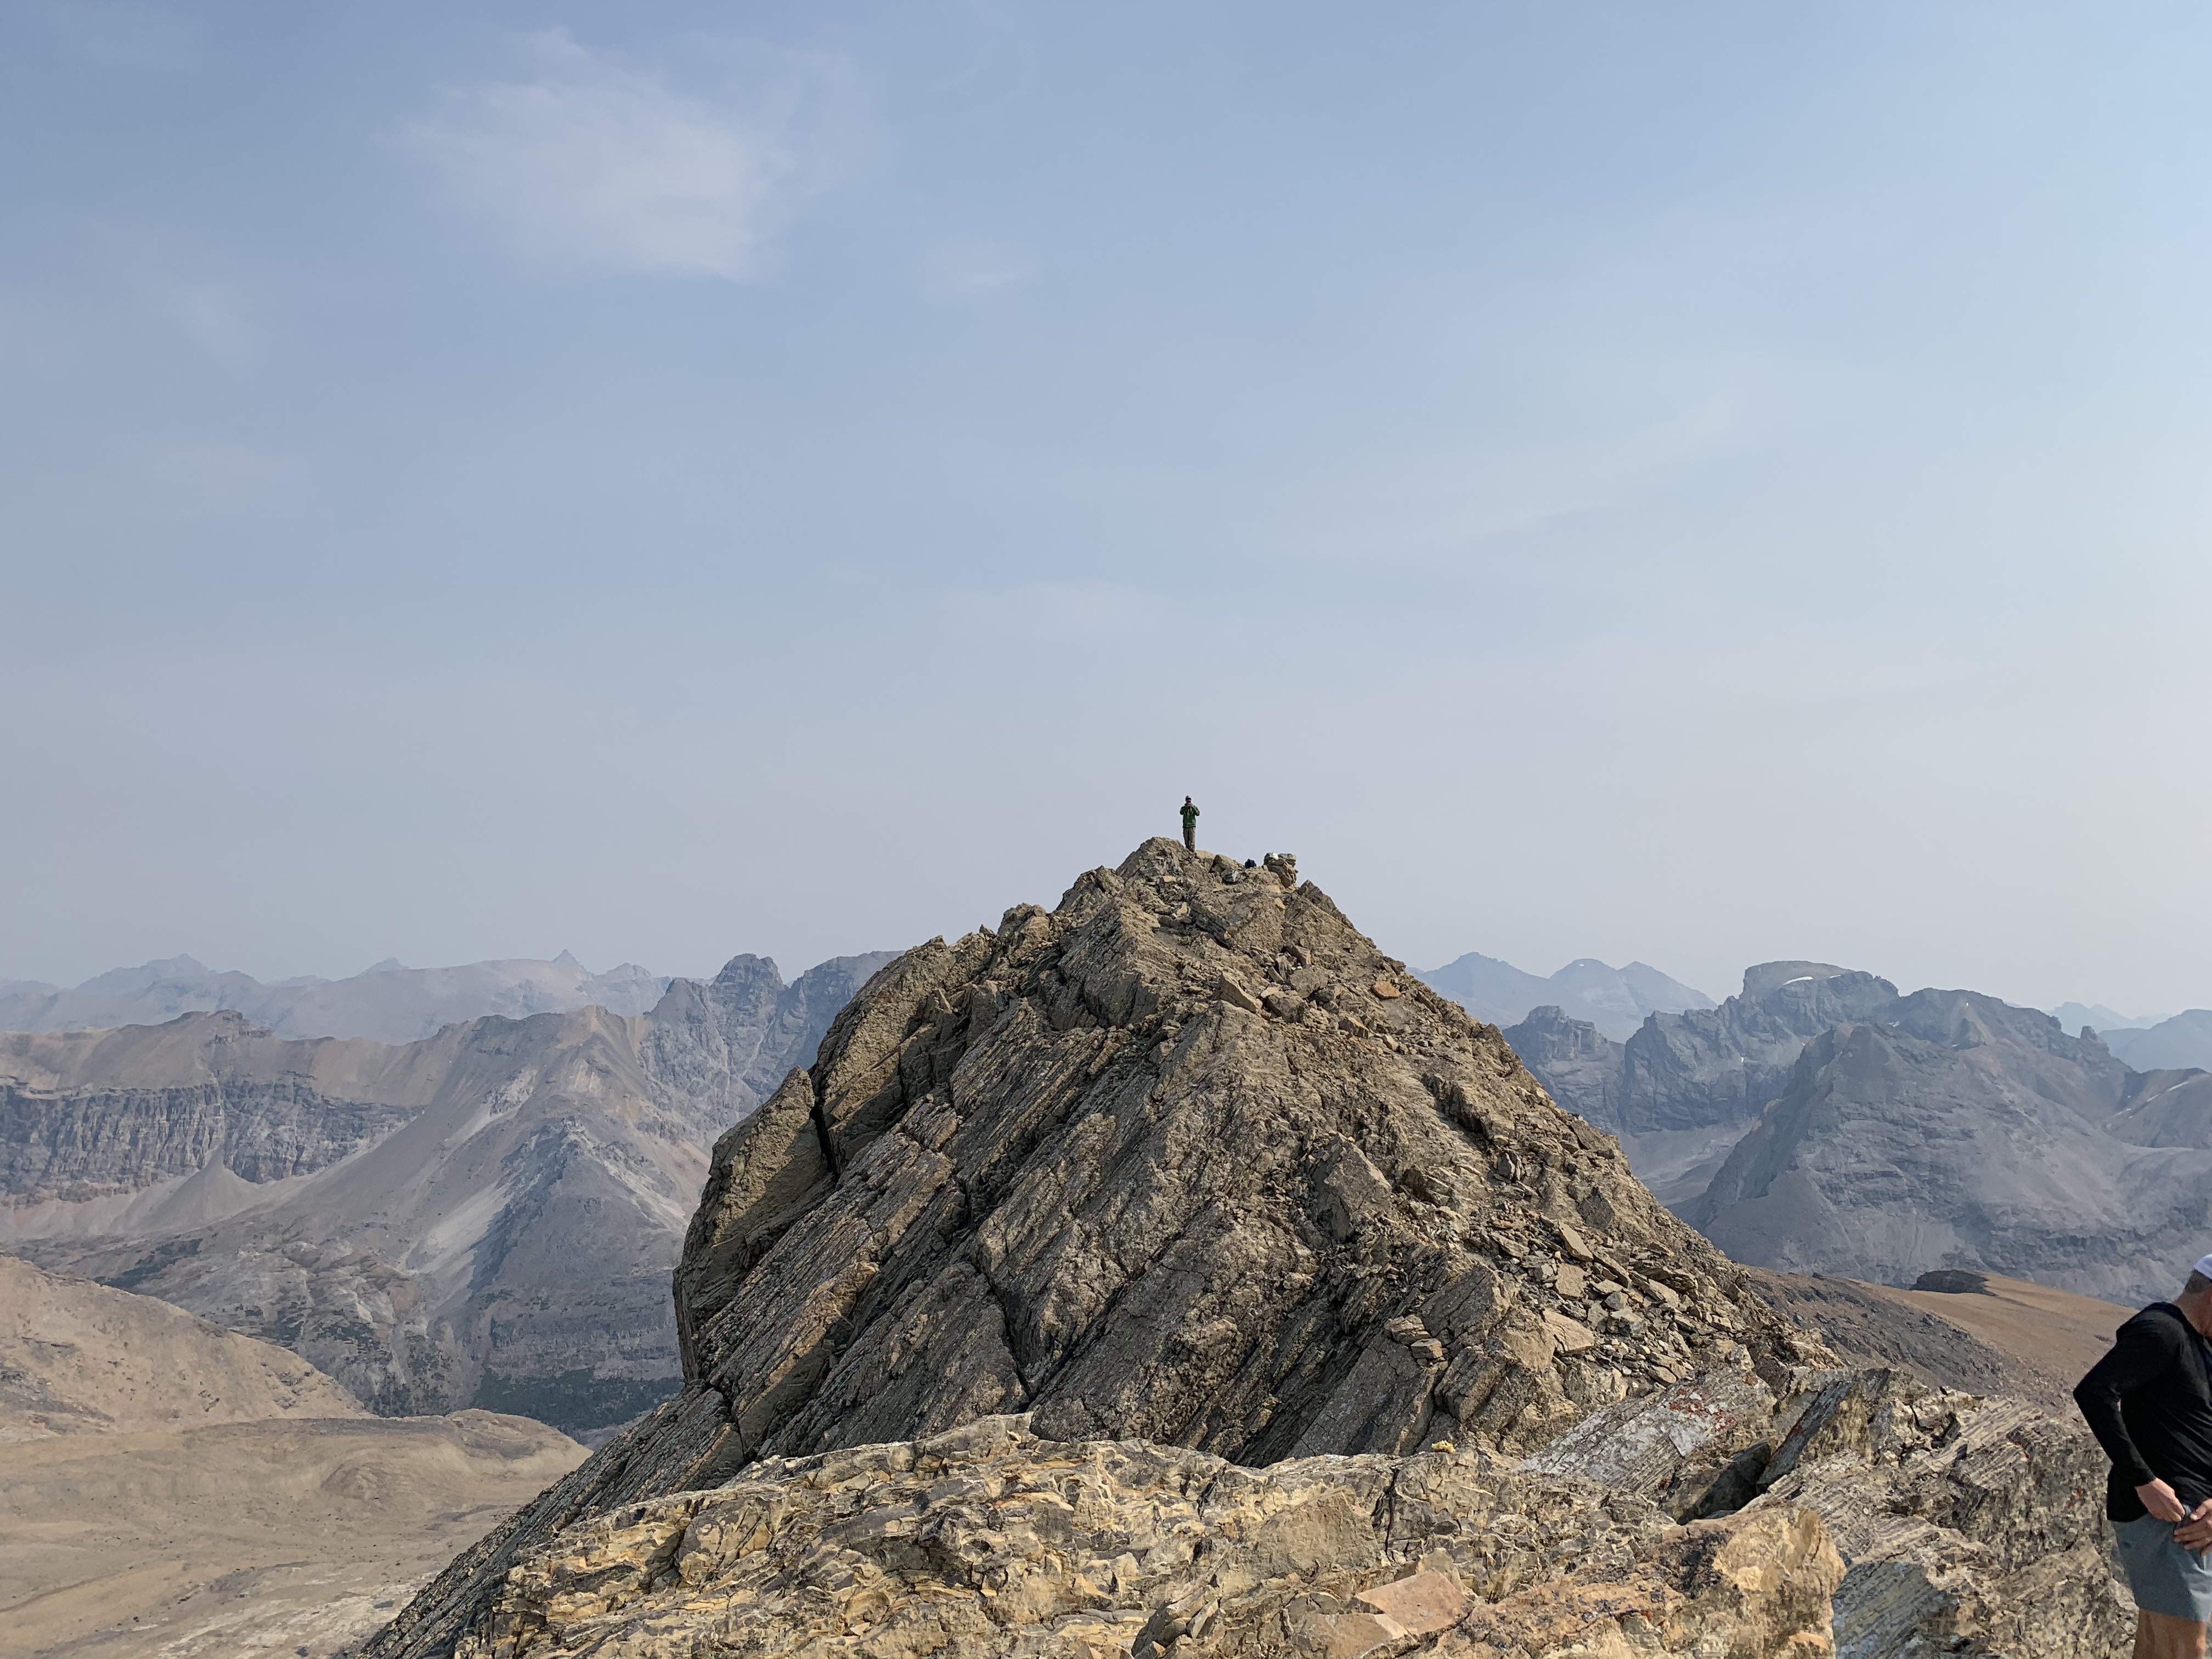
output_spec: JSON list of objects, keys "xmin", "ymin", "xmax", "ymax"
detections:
[
  {"xmin": 0, "ymin": 1254, "xmax": 365, "ymax": 1438},
  {"xmin": 0, "ymin": 1257, "xmax": 587, "ymax": 1659},
  {"xmin": 447, "ymin": 1414, "xmax": 1844, "ymax": 1659},
  {"xmin": 0, "ymin": 1409, "xmax": 585, "ymax": 1659}
]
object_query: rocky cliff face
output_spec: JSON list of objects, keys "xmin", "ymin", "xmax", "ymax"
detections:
[
  {"xmin": 360, "ymin": 840, "xmax": 2132, "ymax": 1658},
  {"xmin": 2, "ymin": 952, "xmax": 894, "ymax": 1430}
]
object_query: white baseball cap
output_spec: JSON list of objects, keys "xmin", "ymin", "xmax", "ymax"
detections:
[{"xmin": 2194, "ymin": 1255, "xmax": 2212, "ymax": 1280}]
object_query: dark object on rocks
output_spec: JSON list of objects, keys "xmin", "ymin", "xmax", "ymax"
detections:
[{"xmin": 1914, "ymin": 1268, "xmax": 1994, "ymax": 1295}]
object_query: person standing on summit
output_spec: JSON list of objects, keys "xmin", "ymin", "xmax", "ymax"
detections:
[
  {"xmin": 2076, "ymin": 1256, "xmax": 2212, "ymax": 1658},
  {"xmin": 1180, "ymin": 795, "xmax": 1199, "ymax": 852}
]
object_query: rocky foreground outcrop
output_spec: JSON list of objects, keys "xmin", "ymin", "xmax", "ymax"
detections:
[{"xmin": 364, "ymin": 841, "xmax": 2134, "ymax": 1657}]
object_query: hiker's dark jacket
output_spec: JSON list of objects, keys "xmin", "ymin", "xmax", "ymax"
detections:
[{"xmin": 2076, "ymin": 1302, "xmax": 2212, "ymax": 1522}]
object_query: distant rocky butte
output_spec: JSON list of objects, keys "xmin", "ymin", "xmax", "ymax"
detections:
[
  {"xmin": 1505, "ymin": 962, "xmax": 1901, "ymax": 1205},
  {"xmin": 2, "ymin": 950, "xmax": 895, "ymax": 1432},
  {"xmin": 1685, "ymin": 989, "xmax": 2212, "ymax": 1305},
  {"xmin": 363, "ymin": 841, "xmax": 2129, "ymax": 1659},
  {"xmin": 1414, "ymin": 951, "xmax": 1713, "ymax": 1041},
  {"xmin": 0, "ymin": 951, "xmax": 672, "ymax": 1044}
]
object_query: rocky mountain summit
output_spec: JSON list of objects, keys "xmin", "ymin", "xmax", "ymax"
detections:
[
  {"xmin": 3, "ymin": 951, "xmax": 893, "ymax": 1431},
  {"xmin": 1684, "ymin": 989, "xmax": 2212, "ymax": 1304},
  {"xmin": 364, "ymin": 842, "xmax": 2129, "ymax": 1658}
]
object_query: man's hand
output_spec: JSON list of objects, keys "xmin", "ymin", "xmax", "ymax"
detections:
[
  {"xmin": 2177, "ymin": 1500, "xmax": 2212, "ymax": 1554},
  {"xmin": 2140, "ymin": 1479, "xmax": 2191, "ymax": 1522}
]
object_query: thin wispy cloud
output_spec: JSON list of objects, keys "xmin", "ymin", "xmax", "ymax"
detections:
[
  {"xmin": 399, "ymin": 30, "xmax": 840, "ymax": 279},
  {"xmin": 923, "ymin": 240, "xmax": 1035, "ymax": 300},
  {"xmin": 1279, "ymin": 391, "xmax": 1748, "ymax": 568}
]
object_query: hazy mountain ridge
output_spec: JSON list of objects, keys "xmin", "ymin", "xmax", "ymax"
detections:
[
  {"xmin": 2050, "ymin": 1000, "xmax": 2165, "ymax": 1033},
  {"xmin": 2097, "ymin": 1007, "xmax": 2212, "ymax": 1071},
  {"xmin": 1504, "ymin": 962, "xmax": 2212, "ymax": 1305},
  {"xmin": 2, "ymin": 950, "xmax": 898, "ymax": 1433},
  {"xmin": 1413, "ymin": 950, "xmax": 1713, "ymax": 1040},
  {"xmin": 0, "ymin": 951, "xmax": 673, "ymax": 1045},
  {"xmin": 1504, "ymin": 962, "xmax": 1899, "ymax": 1204}
]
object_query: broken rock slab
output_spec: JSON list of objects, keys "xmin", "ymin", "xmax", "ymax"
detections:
[{"xmin": 445, "ymin": 1416, "xmax": 1843, "ymax": 1659}]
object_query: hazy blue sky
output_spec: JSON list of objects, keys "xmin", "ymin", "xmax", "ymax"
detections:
[{"xmin": 3, "ymin": 2, "xmax": 2207, "ymax": 1015}]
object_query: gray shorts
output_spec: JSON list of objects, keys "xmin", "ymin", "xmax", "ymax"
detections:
[{"xmin": 2116, "ymin": 1514, "xmax": 2212, "ymax": 1622}]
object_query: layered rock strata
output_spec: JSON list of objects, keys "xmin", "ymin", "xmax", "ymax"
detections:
[
  {"xmin": 365, "ymin": 840, "xmax": 1828, "ymax": 1654},
  {"xmin": 364, "ymin": 842, "xmax": 2134, "ymax": 1657}
]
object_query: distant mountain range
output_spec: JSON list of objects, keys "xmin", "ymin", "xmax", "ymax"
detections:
[
  {"xmin": 1, "ymin": 950, "xmax": 896, "ymax": 1433},
  {"xmin": 1504, "ymin": 961, "xmax": 2212, "ymax": 1305},
  {"xmin": 2093, "ymin": 1009, "xmax": 2212, "ymax": 1071},
  {"xmin": 1413, "ymin": 951, "xmax": 1714, "ymax": 1040},
  {"xmin": 0, "ymin": 953, "xmax": 673, "ymax": 1044},
  {"xmin": 2049, "ymin": 1001, "xmax": 2166, "ymax": 1033}
]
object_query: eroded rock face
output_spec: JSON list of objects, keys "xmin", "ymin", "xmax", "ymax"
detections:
[
  {"xmin": 670, "ymin": 838, "xmax": 1811, "ymax": 1474},
  {"xmin": 447, "ymin": 1415, "xmax": 1845, "ymax": 1659}
]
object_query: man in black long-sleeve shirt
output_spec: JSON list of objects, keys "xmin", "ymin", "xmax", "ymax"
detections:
[{"xmin": 2077, "ymin": 1257, "xmax": 2212, "ymax": 1659}]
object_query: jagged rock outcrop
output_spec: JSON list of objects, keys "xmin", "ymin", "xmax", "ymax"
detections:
[
  {"xmin": 363, "ymin": 840, "xmax": 1842, "ymax": 1655},
  {"xmin": 3, "ymin": 951, "xmax": 894, "ymax": 1430},
  {"xmin": 382, "ymin": 1370, "xmax": 2130, "ymax": 1659},
  {"xmin": 1747, "ymin": 1368, "xmax": 2131, "ymax": 1657}
]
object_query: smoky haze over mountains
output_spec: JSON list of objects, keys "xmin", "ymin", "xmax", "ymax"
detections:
[
  {"xmin": 3, "ymin": 5, "xmax": 2209, "ymax": 1031},
  {"xmin": 1500, "ymin": 958, "xmax": 2212, "ymax": 1306},
  {"xmin": 1414, "ymin": 953, "xmax": 1714, "ymax": 1041},
  {"xmin": 1, "ymin": 949, "xmax": 896, "ymax": 1435},
  {"xmin": 0, "ymin": 953, "xmax": 672, "ymax": 1044}
]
